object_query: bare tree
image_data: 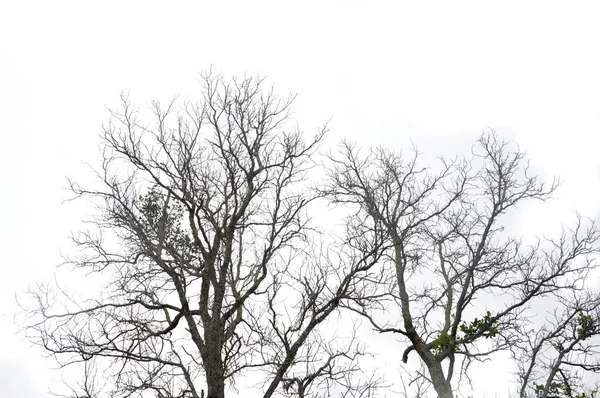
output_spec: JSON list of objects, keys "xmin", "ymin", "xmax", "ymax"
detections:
[
  {"xmin": 321, "ymin": 133, "xmax": 600, "ymax": 397},
  {"xmin": 21, "ymin": 72, "xmax": 382, "ymax": 398},
  {"xmin": 514, "ymin": 287, "xmax": 600, "ymax": 398}
]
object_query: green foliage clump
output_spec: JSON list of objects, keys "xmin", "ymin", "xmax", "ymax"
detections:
[
  {"xmin": 138, "ymin": 186, "xmax": 197, "ymax": 259},
  {"xmin": 432, "ymin": 311, "xmax": 499, "ymax": 356},
  {"xmin": 432, "ymin": 331, "xmax": 452, "ymax": 355},
  {"xmin": 576, "ymin": 392, "xmax": 598, "ymax": 398},
  {"xmin": 577, "ymin": 314, "xmax": 596, "ymax": 339},
  {"xmin": 534, "ymin": 382, "xmax": 597, "ymax": 398},
  {"xmin": 459, "ymin": 311, "xmax": 498, "ymax": 339}
]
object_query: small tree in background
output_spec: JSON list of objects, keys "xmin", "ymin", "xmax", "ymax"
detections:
[{"xmin": 515, "ymin": 288, "xmax": 600, "ymax": 398}]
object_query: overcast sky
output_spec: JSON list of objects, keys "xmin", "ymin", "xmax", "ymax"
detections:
[{"xmin": 2, "ymin": 1, "xmax": 600, "ymax": 397}]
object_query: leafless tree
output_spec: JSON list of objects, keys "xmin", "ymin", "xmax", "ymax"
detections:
[
  {"xmin": 321, "ymin": 132, "xmax": 600, "ymax": 397},
  {"xmin": 21, "ymin": 72, "xmax": 382, "ymax": 398},
  {"xmin": 514, "ymin": 287, "xmax": 600, "ymax": 398}
]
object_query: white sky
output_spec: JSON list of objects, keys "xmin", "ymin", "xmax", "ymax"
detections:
[{"xmin": 1, "ymin": 1, "xmax": 600, "ymax": 397}]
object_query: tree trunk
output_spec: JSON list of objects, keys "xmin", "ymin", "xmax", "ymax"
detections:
[
  {"xmin": 415, "ymin": 344, "xmax": 453, "ymax": 398},
  {"xmin": 204, "ymin": 325, "xmax": 226, "ymax": 398},
  {"xmin": 205, "ymin": 352, "xmax": 225, "ymax": 398},
  {"xmin": 428, "ymin": 367, "xmax": 453, "ymax": 398}
]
